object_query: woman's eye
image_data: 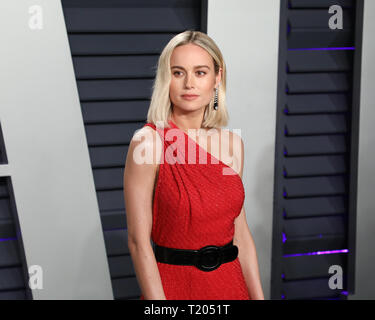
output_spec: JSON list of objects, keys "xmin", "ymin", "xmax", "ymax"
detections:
[{"xmin": 173, "ymin": 71, "xmax": 206, "ymax": 76}]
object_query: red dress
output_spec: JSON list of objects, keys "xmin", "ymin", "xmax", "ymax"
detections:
[{"xmin": 139, "ymin": 119, "xmax": 250, "ymax": 300}]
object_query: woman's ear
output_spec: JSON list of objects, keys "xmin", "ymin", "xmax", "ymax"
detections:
[{"xmin": 215, "ymin": 67, "xmax": 222, "ymax": 88}]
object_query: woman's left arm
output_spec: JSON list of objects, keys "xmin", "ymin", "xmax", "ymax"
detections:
[
  {"xmin": 233, "ymin": 207, "xmax": 265, "ymax": 300},
  {"xmin": 231, "ymin": 132, "xmax": 265, "ymax": 300}
]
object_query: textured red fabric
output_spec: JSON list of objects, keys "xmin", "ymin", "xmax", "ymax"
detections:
[{"xmin": 138, "ymin": 119, "xmax": 250, "ymax": 300}]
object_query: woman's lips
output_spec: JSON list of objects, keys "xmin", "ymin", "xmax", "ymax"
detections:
[{"xmin": 181, "ymin": 94, "xmax": 199, "ymax": 100}]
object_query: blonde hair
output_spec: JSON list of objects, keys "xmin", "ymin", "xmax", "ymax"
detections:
[{"xmin": 146, "ymin": 30, "xmax": 228, "ymax": 129}]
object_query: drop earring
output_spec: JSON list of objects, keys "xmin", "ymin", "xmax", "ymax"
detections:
[{"xmin": 213, "ymin": 86, "xmax": 219, "ymax": 110}]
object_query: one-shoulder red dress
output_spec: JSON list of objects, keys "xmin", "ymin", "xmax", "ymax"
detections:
[{"xmin": 139, "ymin": 119, "xmax": 250, "ymax": 300}]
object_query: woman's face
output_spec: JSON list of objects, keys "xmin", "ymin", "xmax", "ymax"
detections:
[{"xmin": 169, "ymin": 43, "xmax": 221, "ymax": 113}]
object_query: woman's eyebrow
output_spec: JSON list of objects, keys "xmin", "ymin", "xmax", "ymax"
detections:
[{"xmin": 171, "ymin": 65, "xmax": 210, "ymax": 70}]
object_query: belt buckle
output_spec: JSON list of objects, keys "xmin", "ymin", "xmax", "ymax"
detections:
[{"xmin": 196, "ymin": 245, "xmax": 222, "ymax": 272}]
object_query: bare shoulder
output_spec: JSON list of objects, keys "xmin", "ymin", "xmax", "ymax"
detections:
[
  {"xmin": 216, "ymin": 128, "xmax": 243, "ymax": 152},
  {"xmin": 217, "ymin": 128, "xmax": 244, "ymax": 177},
  {"xmin": 231, "ymin": 130, "xmax": 244, "ymax": 177},
  {"xmin": 231, "ymin": 130, "xmax": 244, "ymax": 151},
  {"xmin": 127, "ymin": 125, "xmax": 163, "ymax": 168},
  {"xmin": 132, "ymin": 125, "xmax": 158, "ymax": 144}
]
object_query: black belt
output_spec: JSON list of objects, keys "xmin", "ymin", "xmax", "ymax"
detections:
[{"xmin": 154, "ymin": 240, "xmax": 238, "ymax": 272}]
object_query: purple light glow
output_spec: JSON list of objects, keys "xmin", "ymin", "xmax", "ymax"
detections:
[
  {"xmin": 288, "ymin": 47, "xmax": 355, "ymax": 51},
  {"xmin": 341, "ymin": 291, "xmax": 348, "ymax": 295},
  {"xmin": 284, "ymin": 249, "xmax": 349, "ymax": 257},
  {"xmin": 282, "ymin": 233, "xmax": 287, "ymax": 243},
  {"xmin": 0, "ymin": 237, "xmax": 17, "ymax": 242}
]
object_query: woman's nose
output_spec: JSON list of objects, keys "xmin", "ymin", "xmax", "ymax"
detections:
[{"xmin": 184, "ymin": 72, "xmax": 195, "ymax": 88}]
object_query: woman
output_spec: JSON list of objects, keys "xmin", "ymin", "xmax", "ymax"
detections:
[{"xmin": 123, "ymin": 30, "xmax": 264, "ymax": 300}]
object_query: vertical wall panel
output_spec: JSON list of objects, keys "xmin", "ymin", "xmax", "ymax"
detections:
[
  {"xmin": 350, "ymin": 0, "xmax": 375, "ymax": 300},
  {"xmin": 0, "ymin": 0, "xmax": 113, "ymax": 299},
  {"xmin": 0, "ymin": 174, "xmax": 31, "ymax": 300},
  {"xmin": 272, "ymin": 0, "xmax": 363, "ymax": 300}
]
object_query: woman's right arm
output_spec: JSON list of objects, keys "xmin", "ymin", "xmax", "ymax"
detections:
[{"xmin": 123, "ymin": 126, "xmax": 166, "ymax": 300}]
